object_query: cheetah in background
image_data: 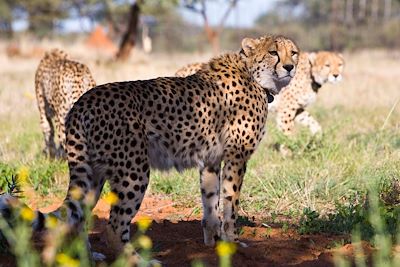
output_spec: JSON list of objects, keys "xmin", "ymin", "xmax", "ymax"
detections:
[
  {"xmin": 270, "ymin": 51, "xmax": 345, "ymax": 136},
  {"xmin": 175, "ymin": 62, "xmax": 206, "ymax": 77},
  {"xmin": 35, "ymin": 49, "xmax": 96, "ymax": 158},
  {"xmin": 1, "ymin": 35, "xmax": 299, "ymax": 260}
]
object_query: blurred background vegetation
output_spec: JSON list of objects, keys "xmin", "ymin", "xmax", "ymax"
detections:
[{"xmin": 0, "ymin": 0, "xmax": 399, "ymax": 57}]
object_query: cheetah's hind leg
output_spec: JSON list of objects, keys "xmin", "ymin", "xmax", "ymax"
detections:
[{"xmin": 200, "ymin": 164, "xmax": 222, "ymax": 246}]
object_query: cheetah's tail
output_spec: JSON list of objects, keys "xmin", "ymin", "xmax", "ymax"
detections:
[{"xmin": 0, "ymin": 193, "xmax": 51, "ymax": 231}]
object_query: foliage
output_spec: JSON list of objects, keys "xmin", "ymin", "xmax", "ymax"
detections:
[
  {"xmin": 0, "ymin": 161, "xmax": 68, "ymax": 196},
  {"xmin": 0, "ymin": 195, "xmax": 237, "ymax": 267},
  {"xmin": 256, "ymin": 0, "xmax": 400, "ymax": 50},
  {"xmin": 2, "ymin": 0, "xmax": 400, "ymax": 51},
  {"xmin": 298, "ymin": 196, "xmax": 371, "ymax": 237},
  {"xmin": 299, "ymin": 178, "xmax": 400, "ymax": 244},
  {"xmin": 334, "ymin": 189, "xmax": 400, "ymax": 267},
  {"xmin": 0, "ymin": 189, "xmax": 157, "ymax": 266},
  {"xmin": 0, "ymin": 162, "xmax": 15, "ymax": 191}
]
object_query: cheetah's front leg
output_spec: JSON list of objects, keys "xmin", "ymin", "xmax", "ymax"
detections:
[
  {"xmin": 276, "ymin": 107, "xmax": 297, "ymax": 136},
  {"xmin": 294, "ymin": 110, "xmax": 322, "ymax": 135},
  {"xmin": 220, "ymin": 159, "xmax": 246, "ymax": 244},
  {"xmin": 200, "ymin": 164, "xmax": 221, "ymax": 246}
]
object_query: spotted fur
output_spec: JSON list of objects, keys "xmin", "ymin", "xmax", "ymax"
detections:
[
  {"xmin": 35, "ymin": 49, "xmax": 96, "ymax": 158},
  {"xmin": 175, "ymin": 62, "xmax": 206, "ymax": 77},
  {"xmin": 179, "ymin": 51, "xmax": 345, "ymax": 136},
  {"xmin": 270, "ymin": 51, "xmax": 345, "ymax": 135},
  {"xmin": 23, "ymin": 35, "xmax": 299, "ymax": 257}
]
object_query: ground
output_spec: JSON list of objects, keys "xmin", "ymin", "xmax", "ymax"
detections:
[
  {"xmin": 1, "ymin": 194, "xmax": 374, "ymax": 267},
  {"xmin": 0, "ymin": 39, "xmax": 399, "ymax": 266}
]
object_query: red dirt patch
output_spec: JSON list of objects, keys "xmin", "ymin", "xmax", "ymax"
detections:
[{"xmin": 1, "ymin": 196, "xmax": 374, "ymax": 267}]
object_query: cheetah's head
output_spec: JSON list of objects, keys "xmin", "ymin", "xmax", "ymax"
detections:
[
  {"xmin": 309, "ymin": 51, "xmax": 344, "ymax": 85},
  {"xmin": 44, "ymin": 48, "xmax": 68, "ymax": 61},
  {"xmin": 241, "ymin": 35, "xmax": 299, "ymax": 95}
]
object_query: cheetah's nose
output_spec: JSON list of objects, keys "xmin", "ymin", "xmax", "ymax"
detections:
[
  {"xmin": 333, "ymin": 74, "xmax": 339, "ymax": 78},
  {"xmin": 283, "ymin": 64, "xmax": 294, "ymax": 72}
]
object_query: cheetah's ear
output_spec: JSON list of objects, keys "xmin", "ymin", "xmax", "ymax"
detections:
[
  {"xmin": 241, "ymin": 38, "xmax": 260, "ymax": 56},
  {"xmin": 308, "ymin": 52, "xmax": 317, "ymax": 65}
]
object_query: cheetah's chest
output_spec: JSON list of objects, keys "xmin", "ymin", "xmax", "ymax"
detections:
[{"xmin": 299, "ymin": 91, "xmax": 317, "ymax": 107}]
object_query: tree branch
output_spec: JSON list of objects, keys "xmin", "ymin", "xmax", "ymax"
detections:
[
  {"xmin": 217, "ymin": 0, "xmax": 239, "ymax": 33},
  {"xmin": 182, "ymin": 1, "xmax": 203, "ymax": 14},
  {"xmin": 183, "ymin": 0, "xmax": 209, "ymax": 29}
]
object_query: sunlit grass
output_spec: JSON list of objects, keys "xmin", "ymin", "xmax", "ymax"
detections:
[{"xmin": 0, "ymin": 43, "xmax": 399, "ymax": 226}]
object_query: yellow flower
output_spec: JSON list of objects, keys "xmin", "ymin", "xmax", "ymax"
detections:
[
  {"xmin": 17, "ymin": 166, "xmax": 29, "ymax": 185},
  {"xmin": 137, "ymin": 216, "xmax": 152, "ymax": 232},
  {"xmin": 45, "ymin": 215, "xmax": 58, "ymax": 229},
  {"xmin": 56, "ymin": 253, "xmax": 80, "ymax": 267},
  {"xmin": 23, "ymin": 91, "xmax": 35, "ymax": 100},
  {"xmin": 69, "ymin": 187, "xmax": 83, "ymax": 200},
  {"xmin": 137, "ymin": 235, "xmax": 152, "ymax": 250},
  {"xmin": 20, "ymin": 206, "xmax": 35, "ymax": 222},
  {"xmin": 103, "ymin": 192, "xmax": 119, "ymax": 205},
  {"xmin": 216, "ymin": 241, "xmax": 237, "ymax": 257}
]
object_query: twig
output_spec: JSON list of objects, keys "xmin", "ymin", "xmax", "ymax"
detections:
[
  {"xmin": 261, "ymin": 222, "xmax": 271, "ymax": 228},
  {"xmin": 1, "ymin": 175, "xmax": 22, "ymax": 197},
  {"xmin": 381, "ymin": 97, "xmax": 400, "ymax": 130},
  {"xmin": 216, "ymin": 0, "xmax": 239, "ymax": 33},
  {"xmin": 240, "ymin": 205, "xmax": 250, "ymax": 218}
]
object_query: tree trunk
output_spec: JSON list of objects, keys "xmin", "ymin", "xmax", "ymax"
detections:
[
  {"xmin": 115, "ymin": 1, "xmax": 141, "ymax": 61},
  {"xmin": 204, "ymin": 24, "xmax": 220, "ymax": 55}
]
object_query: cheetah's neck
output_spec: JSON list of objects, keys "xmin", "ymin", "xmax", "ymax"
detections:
[
  {"xmin": 305, "ymin": 53, "xmax": 322, "ymax": 92},
  {"xmin": 199, "ymin": 52, "xmax": 269, "ymax": 99}
]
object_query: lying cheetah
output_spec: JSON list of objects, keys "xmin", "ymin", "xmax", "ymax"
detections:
[
  {"xmin": 2, "ymin": 35, "xmax": 299, "ymax": 258},
  {"xmin": 35, "ymin": 49, "xmax": 96, "ymax": 158}
]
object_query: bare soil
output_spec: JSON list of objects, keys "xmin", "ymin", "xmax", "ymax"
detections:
[{"xmin": 0, "ymin": 196, "xmax": 375, "ymax": 267}]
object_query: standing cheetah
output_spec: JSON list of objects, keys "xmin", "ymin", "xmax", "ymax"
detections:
[
  {"xmin": 35, "ymin": 49, "xmax": 96, "ymax": 158},
  {"xmin": 3, "ymin": 35, "xmax": 299, "ymax": 259}
]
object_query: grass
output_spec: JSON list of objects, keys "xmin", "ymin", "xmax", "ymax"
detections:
[
  {"xmin": 0, "ymin": 41, "xmax": 399, "ymax": 237},
  {"xmin": 0, "ymin": 191, "xmax": 158, "ymax": 267}
]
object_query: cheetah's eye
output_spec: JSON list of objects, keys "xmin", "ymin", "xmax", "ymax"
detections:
[
  {"xmin": 291, "ymin": 51, "xmax": 298, "ymax": 56},
  {"xmin": 269, "ymin": 51, "xmax": 278, "ymax": 56}
]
